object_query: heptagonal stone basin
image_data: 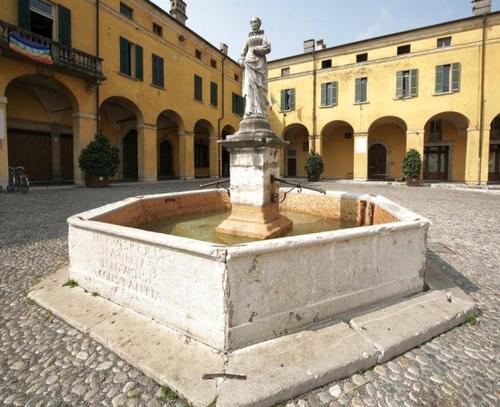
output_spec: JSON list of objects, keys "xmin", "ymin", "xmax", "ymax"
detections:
[{"xmin": 68, "ymin": 188, "xmax": 430, "ymax": 352}]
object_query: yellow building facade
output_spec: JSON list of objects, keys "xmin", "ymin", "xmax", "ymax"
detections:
[
  {"xmin": 268, "ymin": 12, "xmax": 500, "ymax": 184},
  {"xmin": 0, "ymin": 0, "xmax": 243, "ymax": 185}
]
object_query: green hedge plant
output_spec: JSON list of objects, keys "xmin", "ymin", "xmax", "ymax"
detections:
[
  {"xmin": 79, "ymin": 134, "xmax": 120, "ymax": 177},
  {"xmin": 402, "ymin": 148, "xmax": 422, "ymax": 180},
  {"xmin": 305, "ymin": 151, "xmax": 324, "ymax": 179}
]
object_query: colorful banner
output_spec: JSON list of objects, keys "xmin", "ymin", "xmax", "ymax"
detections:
[{"xmin": 9, "ymin": 33, "xmax": 54, "ymax": 65}]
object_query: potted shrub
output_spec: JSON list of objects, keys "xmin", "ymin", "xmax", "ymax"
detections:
[
  {"xmin": 402, "ymin": 148, "xmax": 422, "ymax": 186},
  {"xmin": 79, "ymin": 134, "xmax": 120, "ymax": 187},
  {"xmin": 305, "ymin": 151, "xmax": 324, "ymax": 182}
]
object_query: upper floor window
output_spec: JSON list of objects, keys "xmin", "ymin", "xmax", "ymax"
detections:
[
  {"xmin": 120, "ymin": 37, "xmax": 143, "ymax": 80},
  {"xmin": 320, "ymin": 82, "xmax": 338, "ymax": 107},
  {"xmin": 210, "ymin": 82, "xmax": 218, "ymax": 107},
  {"xmin": 27, "ymin": 0, "xmax": 54, "ymax": 39},
  {"xmin": 210, "ymin": 59, "xmax": 217, "ymax": 69},
  {"xmin": 396, "ymin": 69, "xmax": 418, "ymax": 98},
  {"xmin": 194, "ymin": 74, "xmax": 203, "ymax": 101},
  {"xmin": 195, "ymin": 49, "xmax": 202, "ymax": 60},
  {"xmin": 435, "ymin": 63, "xmax": 460, "ymax": 94},
  {"xmin": 321, "ymin": 59, "xmax": 332, "ymax": 69},
  {"xmin": 234, "ymin": 73, "xmax": 240, "ymax": 82},
  {"xmin": 430, "ymin": 120, "xmax": 442, "ymax": 141},
  {"xmin": 280, "ymin": 89, "xmax": 296, "ymax": 112},
  {"xmin": 281, "ymin": 67, "xmax": 290, "ymax": 76},
  {"xmin": 153, "ymin": 23, "xmax": 163, "ymax": 37},
  {"xmin": 437, "ymin": 37, "xmax": 452, "ymax": 48},
  {"xmin": 232, "ymin": 93, "xmax": 244, "ymax": 116},
  {"xmin": 152, "ymin": 54, "xmax": 164, "ymax": 88},
  {"xmin": 397, "ymin": 44, "xmax": 411, "ymax": 55},
  {"xmin": 356, "ymin": 53, "xmax": 368, "ymax": 63},
  {"xmin": 355, "ymin": 77, "xmax": 368, "ymax": 103},
  {"xmin": 120, "ymin": 2, "xmax": 133, "ymax": 19}
]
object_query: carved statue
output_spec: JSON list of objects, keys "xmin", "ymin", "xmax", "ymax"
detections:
[{"xmin": 239, "ymin": 17, "xmax": 271, "ymax": 119}]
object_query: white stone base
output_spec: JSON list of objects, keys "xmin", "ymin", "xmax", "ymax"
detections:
[{"xmin": 29, "ymin": 264, "xmax": 477, "ymax": 407}]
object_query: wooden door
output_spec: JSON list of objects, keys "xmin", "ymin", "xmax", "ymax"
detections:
[
  {"xmin": 60, "ymin": 134, "xmax": 74, "ymax": 181},
  {"xmin": 122, "ymin": 130, "xmax": 138, "ymax": 181},
  {"xmin": 488, "ymin": 144, "xmax": 500, "ymax": 182},
  {"xmin": 368, "ymin": 144, "xmax": 387, "ymax": 180},
  {"xmin": 424, "ymin": 145, "xmax": 449, "ymax": 181},
  {"xmin": 8, "ymin": 129, "xmax": 52, "ymax": 181}
]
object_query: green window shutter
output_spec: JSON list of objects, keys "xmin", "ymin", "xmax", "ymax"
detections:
[
  {"xmin": 152, "ymin": 55, "xmax": 164, "ymax": 87},
  {"xmin": 58, "ymin": 5, "xmax": 72, "ymax": 47},
  {"xmin": 410, "ymin": 69, "xmax": 418, "ymax": 97},
  {"xmin": 332, "ymin": 82, "xmax": 338, "ymax": 106},
  {"xmin": 361, "ymin": 78, "xmax": 367, "ymax": 102},
  {"xmin": 320, "ymin": 83, "xmax": 327, "ymax": 107},
  {"xmin": 119, "ymin": 37, "xmax": 130, "ymax": 75},
  {"xmin": 232, "ymin": 93, "xmax": 237, "ymax": 114},
  {"xmin": 210, "ymin": 82, "xmax": 218, "ymax": 106},
  {"xmin": 238, "ymin": 95, "xmax": 245, "ymax": 116},
  {"xmin": 194, "ymin": 75, "xmax": 202, "ymax": 101},
  {"xmin": 280, "ymin": 89, "xmax": 286, "ymax": 111},
  {"xmin": 18, "ymin": 0, "xmax": 30, "ymax": 30},
  {"xmin": 355, "ymin": 78, "xmax": 361, "ymax": 103},
  {"xmin": 452, "ymin": 63, "xmax": 461, "ymax": 92},
  {"xmin": 435, "ymin": 65, "xmax": 444, "ymax": 94},
  {"xmin": 135, "ymin": 45, "xmax": 143, "ymax": 81},
  {"xmin": 289, "ymin": 89, "xmax": 296, "ymax": 111},
  {"xmin": 396, "ymin": 71, "xmax": 403, "ymax": 98}
]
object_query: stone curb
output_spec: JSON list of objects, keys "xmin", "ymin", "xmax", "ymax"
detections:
[{"xmin": 28, "ymin": 264, "xmax": 477, "ymax": 407}]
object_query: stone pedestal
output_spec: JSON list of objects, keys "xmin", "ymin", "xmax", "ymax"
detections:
[{"xmin": 216, "ymin": 117, "xmax": 292, "ymax": 240}]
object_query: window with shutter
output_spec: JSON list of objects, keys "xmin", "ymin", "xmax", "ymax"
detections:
[
  {"xmin": 321, "ymin": 83, "xmax": 327, "ymax": 107},
  {"xmin": 435, "ymin": 65, "xmax": 444, "ymax": 94},
  {"xmin": 289, "ymin": 89, "xmax": 296, "ymax": 111},
  {"xmin": 410, "ymin": 69, "xmax": 418, "ymax": 97},
  {"xmin": 194, "ymin": 75, "xmax": 203, "ymax": 101},
  {"xmin": 152, "ymin": 54, "xmax": 164, "ymax": 87},
  {"xmin": 321, "ymin": 82, "xmax": 338, "ymax": 107},
  {"xmin": 210, "ymin": 82, "xmax": 218, "ymax": 107},
  {"xmin": 135, "ymin": 45, "xmax": 143, "ymax": 81},
  {"xmin": 451, "ymin": 63, "xmax": 461, "ymax": 92},
  {"xmin": 18, "ymin": 0, "xmax": 31, "ymax": 30},
  {"xmin": 355, "ymin": 78, "xmax": 367, "ymax": 103},
  {"xmin": 120, "ymin": 37, "xmax": 131, "ymax": 76},
  {"xmin": 332, "ymin": 82, "xmax": 338, "ymax": 106},
  {"xmin": 28, "ymin": 0, "xmax": 54, "ymax": 39},
  {"xmin": 396, "ymin": 71, "xmax": 403, "ymax": 98},
  {"xmin": 58, "ymin": 5, "xmax": 71, "ymax": 47}
]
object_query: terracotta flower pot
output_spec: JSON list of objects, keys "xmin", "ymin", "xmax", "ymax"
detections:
[
  {"xmin": 307, "ymin": 173, "xmax": 321, "ymax": 182},
  {"xmin": 85, "ymin": 175, "xmax": 110, "ymax": 188},
  {"xmin": 405, "ymin": 177, "xmax": 421, "ymax": 187}
]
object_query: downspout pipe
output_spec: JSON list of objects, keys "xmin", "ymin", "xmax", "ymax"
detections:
[
  {"xmin": 312, "ymin": 44, "xmax": 317, "ymax": 153},
  {"xmin": 96, "ymin": 0, "xmax": 100, "ymax": 135},
  {"xmin": 478, "ymin": 13, "xmax": 487, "ymax": 184},
  {"xmin": 217, "ymin": 54, "xmax": 227, "ymax": 177}
]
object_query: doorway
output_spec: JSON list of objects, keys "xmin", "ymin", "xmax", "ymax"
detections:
[
  {"xmin": 424, "ymin": 145, "xmax": 449, "ymax": 181},
  {"xmin": 158, "ymin": 139, "xmax": 174, "ymax": 178},
  {"xmin": 287, "ymin": 150, "xmax": 297, "ymax": 177},
  {"xmin": 368, "ymin": 144, "xmax": 387, "ymax": 180},
  {"xmin": 122, "ymin": 130, "xmax": 138, "ymax": 181}
]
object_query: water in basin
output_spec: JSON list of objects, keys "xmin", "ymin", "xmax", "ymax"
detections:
[{"xmin": 139, "ymin": 210, "xmax": 358, "ymax": 245}]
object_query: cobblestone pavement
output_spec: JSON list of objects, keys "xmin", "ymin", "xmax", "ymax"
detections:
[{"xmin": 0, "ymin": 181, "xmax": 498, "ymax": 407}]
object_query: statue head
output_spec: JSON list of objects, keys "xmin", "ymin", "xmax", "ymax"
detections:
[{"xmin": 250, "ymin": 17, "xmax": 262, "ymax": 32}]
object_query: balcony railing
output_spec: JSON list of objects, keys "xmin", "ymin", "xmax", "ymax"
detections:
[{"xmin": 0, "ymin": 20, "xmax": 103, "ymax": 81}]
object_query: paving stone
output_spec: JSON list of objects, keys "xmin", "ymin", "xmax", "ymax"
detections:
[{"xmin": 1, "ymin": 181, "xmax": 498, "ymax": 406}]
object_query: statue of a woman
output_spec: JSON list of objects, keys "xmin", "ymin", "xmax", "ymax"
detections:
[{"xmin": 239, "ymin": 17, "xmax": 271, "ymax": 119}]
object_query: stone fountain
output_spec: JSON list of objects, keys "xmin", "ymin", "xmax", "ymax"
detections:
[{"xmin": 28, "ymin": 17, "xmax": 477, "ymax": 407}]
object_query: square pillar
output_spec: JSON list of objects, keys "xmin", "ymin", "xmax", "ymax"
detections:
[
  {"xmin": 315, "ymin": 134, "xmax": 323, "ymax": 156},
  {"xmin": 209, "ymin": 136, "xmax": 219, "ymax": 178},
  {"xmin": 137, "ymin": 124, "xmax": 157, "ymax": 183},
  {"xmin": 179, "ymin": 131, "xmax": 194, "ymax": 180},
  {"xmin": 73, "ymin": 112, "xmax": 98, "ymax": 186},
  {"xmin": 406, "ymin": 130, "xmax": 425, "ymax": 179},
  {"xmin": 308, "ymin": 135, "xmax": 315, "ymax": 153},
  {"xmin": 353, "ymin": 132, "xmax": 368, "ymax": 181},
  {"xmin": 0, "ymin": 97, "xmax": 8, "ymax": 187},
  {"xmin": 465, "ymin": 129, "xmax": 481, "ymax": 185}
]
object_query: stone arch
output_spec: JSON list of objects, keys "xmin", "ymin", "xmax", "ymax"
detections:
[
  {"xmin": 282, "ymin": 123, "xmax": 309, "ymax": 177},
  {"xmin": 423, "ymin": 112, "xmax": 470, "ymax": 182},
  {"xmin": 194, "ymin": 119, "xmax": 215, "ymax": 178},
  {"xmin": 99, "ymin": 96, "xmax": 144, "ymax": 181},
  {"xmin": 368, "ymin": 116, "xmax": 407, "ymax": 180},
  {"xmin": 220, "ymin": 125, "xmax": 236, "ymax": 178},
  {"xmin": 320, "ymin": 120, "xmax": 355, "ymax": 179},
  {"xmin": 4, "ymin": 74, "xmax": 80, "ymax": 182},
  {"xmin": 156, "ymin": 110, "xmax": 184, "ymax": 179}
]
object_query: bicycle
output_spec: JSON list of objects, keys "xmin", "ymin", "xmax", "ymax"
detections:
[{"xmin": 7, "ymin": 166, "xmax": 29, "ymax": 194}]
